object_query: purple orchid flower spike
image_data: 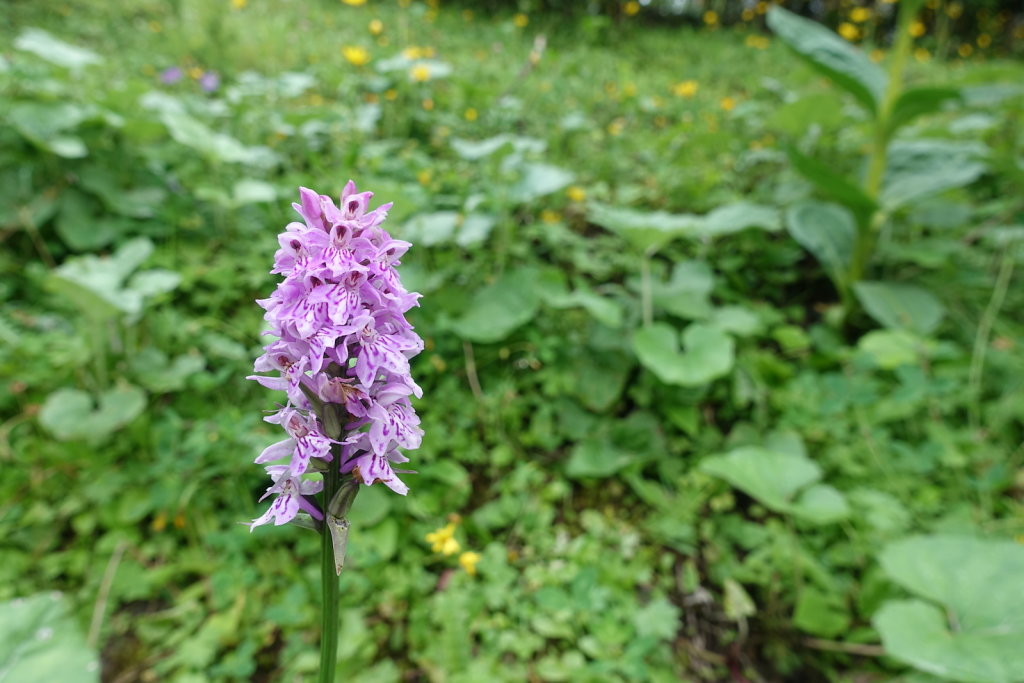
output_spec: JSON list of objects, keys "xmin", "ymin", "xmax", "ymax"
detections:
[{"xmin": 249, "ymin": 182, "xmax": 423, "ymax": 532}]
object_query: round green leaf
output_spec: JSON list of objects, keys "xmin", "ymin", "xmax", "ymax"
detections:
[
  {"xmin": 0, "ymin": 592, "xmax": 99, "ymax": 683},
  {"xmin": 632, "ymin": 322, "xmax": 734, "ymax": 386}
]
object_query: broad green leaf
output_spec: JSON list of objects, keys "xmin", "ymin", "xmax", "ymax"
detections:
[
  {"xmin": 887, "ymin": 87, "xmax": 963, "ymax": 136},
  {"xmin": 0, "ymin": 593, "xmax": 99, "ymax": 683},
  {"xmin": 450, "ymin": 135, "xmax": 544, "ymax": 160},
  {"xmin": 790, "ymin": 484, "xmax": 850, "ymax": 524},
  {"xmin": 38, "ymin": 385, "xmax": 146, "ymax": 443},
  {"xmin": 786, "ymin": 201, "xmax": 857, "ymax": 285},
  {"xmin": 511, "ymin": 163, "xmax": 574, "ymax": 203},
  {"xmin": 14, "ymin": 28, "xmax": 102, "ymax": 69},
  {"xmin": 566, "ymin": 412, "xmax": 661, "ymax": 478},
  {"xmin": 853, "ymin": 281, "xmax": 944, "ymax": 336},
  {"xmin": 588, "ymin": 203, "xmax": 702, "ymax": 251},
  {"xmin": 631, "ymin": 322, "xmax": 734, "ymax": 386},
  {"xmin": 785, "ymin": 145, "xmax": 877, "ymax": 224},
  {"xmin": 767, "ymin": 7, "xmax": 887, "ymax": 115},
  {"xmin": 547, "ymin": 288, "xmax": 623, "ymax": 328},
  {"xmin": 455, "ymin": 213, "xmax": 496, "ymax": 247},
  {"xmin": 699, "ymin": 446, "xmax": 821, "ymax": 513},
  {"xmin": 402, "ymin": 212, "xmax": 460, "ymax": 246},
  {"xmin": 450, "ymin": 269, "xmax": 540, "ymax": 343},
  {"xmin": 589, "ymin": 202, "xmax": 776, "ymax": 251},
  {"xmin": 158, "ymin": 110, "xmax": 277, "ymax": 166},
  {"xmin": 794, "ymin": 588, "xmax": 850, "ymax": 638},
  {"xmin": 875, "ymin": 601, "xmax": 1024, "ymax": 683},
  {"xmin": 880, "ymin": 536, "xmax": 1024, "ymax": 634},
  {"xmin": 57, "ymin": 191, "xmax": 117, "ymax": 251},
  {"xmin": 710, "ymin": 306, "xmax": 762, "ymax": 337},
  {"xmin": 130, "ymin": 349, "xmax": 205, "ymax": 393},
  {"xmin": 232, "ymin": 179, "xmax": 277, "ymax": 205},
  {"xmin": 858, "ymin": 329, "xmax": 920, "ymax": 369},
  {"xmin": 650, "ymin": 260, "xmax": 714, "ymax": 320},
  {"xmin": 565, "ymin": 438, "xmax": 630, "ymax": 478},
  {"xmin": 571, "ymin": 351, "xmax": 629, "ymax": 411},
  {"xmin": 7, "ymin": 103, "xmax": 89, "ymax": 158},
  {"xmin": 882, "ymin": 140, "xmax": 987, "ymax": 210},
  {"xmin": 698, "ymin": 202, "xmax": 780, "ymax": 237},
  {"xmin": 128, "ymin": 270, "xmax": 181, "ymax": 298}
]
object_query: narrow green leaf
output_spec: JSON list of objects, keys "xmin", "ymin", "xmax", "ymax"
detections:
[
  {"xmin": 767, "ymin": 7, "xmax": 887, "ymax": 115},
  {"xmin": 785, "ymin": 145, "xmax": 877, "ymax": 224},
  {"xmin": 887, "ymin": 87, "xmax": 962, "ymax": 136}
]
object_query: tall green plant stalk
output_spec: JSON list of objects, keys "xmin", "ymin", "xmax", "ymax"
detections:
[
  {"xmin": 849, "ymin": 0, "xmax": 922, "ymax": 285},
  {"xmin": 318, "ymin": 460, "xmax": 341, "ymax": 683}
]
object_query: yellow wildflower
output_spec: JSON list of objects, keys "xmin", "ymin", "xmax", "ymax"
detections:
[
  {"xmin": 671, "ymin": 80, "xmax": 698, "ymax": 98},
  {"xmin": 957, "ymin": 43, "xmax": 973, "ymax": 58},
  {"xmin": 417, "ymin": 169, "xmax": 432, "ymax": 185},
  {"xmin": 421, "ymin": 98, "xmax": 434, "ymax": 111},
  {"xmin": 977, "ymin": 33, "xmax": 991, "ymax": 48},
  {"xmin": 342, "ymin": 46, "xmax": 370, "ymax": 66},
  {"xmin": 384, "ymin": 88, "xmax": 398, "ymax": 100},
  {"xmin": 837, "ymin": 22, "xmax": 860, "ymax": 41},
  {"xmin": 341, "ymin": 0, "xmax": 366, "ymax": 5},
  {"xmin": 849, "ymin": 6, "xmax": 871, "ymax": 22},
  {"xmin": 425, "ymin": 522, "xmax": 460, "ymax": 555},
  {"xmin": 149, "ymin": 20, "xmax": 162, "ymax": 32},
  {"xmin": 411, "ymin": 64, "xmax": 431, "ymax": 82},
  {"xmin": 607, "ymin": 119, "xmax": 625, "ymax": 136},
  {"xmin": 369, "ymin": 19, "xmax": 384, "ymax": 35},
  {"xmin": 741, "ymin": 8, "xmax": 754, "ymax": 21},
  {"xmin": 231, "ymin": 0, "xmax": 247, "ymax": 8},
  {"xmin": 720, "ymin": 96, "xmax": 736, "ymax": 112},
  {"xmin": 946, "ymin": 2, "xmax": 963, "ymax": 19},
  {"xmin": 540, "ymin": 210, "xmax": 561, "ymax": 224},
  {"xmin": 187, "ymin": 66, "xmax": 204, "ymax": 79},
  {"xmin": 514, "ymin": 13, "xmax": 529, "ymax": 28},
  {"xmin": 624, "ymin": 1, "xmax": 640, "ymax": 16},
  {"xmin": 914, "ymin": 47, "xmax": 931, "ymax": 62},
  {"xmin": 459, "ymin": 551, "xmax": 481, "ymax": 575},
  {"xmin": 869, "ymin": 48, "xmax": 884, "ymax": 62},
  {"xmin": 566, "ymin": 186, "xmax": 586, "ymax": 202},
  {"xmin": 756, "ymin": 1, "xmax": 768, "ymax": 13},
  {"xmin": 464, "ymin": 107, "xmax": 478, "ymax": 121},
  {"xmin": 745, "ymin": 35, "xmax": 769, "ymax": 49},
  {"xmin": 909, "ymin": 20, "xmax": 926, "ymax": 38},
  {"xmin": 623, "ymin": 82, "xmax": 637, "ymax": 97},
  {"xmin": 703, "ymin": 10, "xmax": 718, "ymax": 26},
  {"xmin": 402, "ymin": 46, "xmax": 424, "ymax": 59}
]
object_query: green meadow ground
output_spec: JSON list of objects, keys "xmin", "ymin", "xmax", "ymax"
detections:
[{"xmin": 3, "ymin": 1, "xmax": 1024, "ymax": 681}]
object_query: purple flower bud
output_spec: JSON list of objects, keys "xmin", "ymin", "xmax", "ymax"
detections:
[
  {"xmin": 249, "ymin": 183, "xmax": 424, "ymax": 530},
  {"xmin": 199, "ymin": 71, "xmax": 220, "ymax": 92},
  {"xmin": 160, "ymin": 66, "xmax": 183, "ymax": 84}
]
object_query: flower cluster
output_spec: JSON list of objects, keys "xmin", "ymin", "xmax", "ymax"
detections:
[{"xmin": 249, "ymin": 182, "xmax": 424, "ymax": 530}]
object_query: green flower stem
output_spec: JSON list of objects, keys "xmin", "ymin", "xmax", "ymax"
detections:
[
  {"xmin": 849, "ymin": 0, "xmax": 923, "ymax": 285},
  {"xmin": 318, "ymin": 451, "xmax": 342, "ymax": 683}
]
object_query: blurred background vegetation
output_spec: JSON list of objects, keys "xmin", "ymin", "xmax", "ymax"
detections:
[{"xmin": 2, "ymin": 0, "xmax": 1023, "ymax": 681}]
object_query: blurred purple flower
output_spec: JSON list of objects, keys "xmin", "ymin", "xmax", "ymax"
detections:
[
  {"xmin": 199, "ymin": 71, "xmax": 220, "ymax": 92},
  {"xmin": 160, "ymin": 66, "xmax": 183, "ymax": 84}
]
